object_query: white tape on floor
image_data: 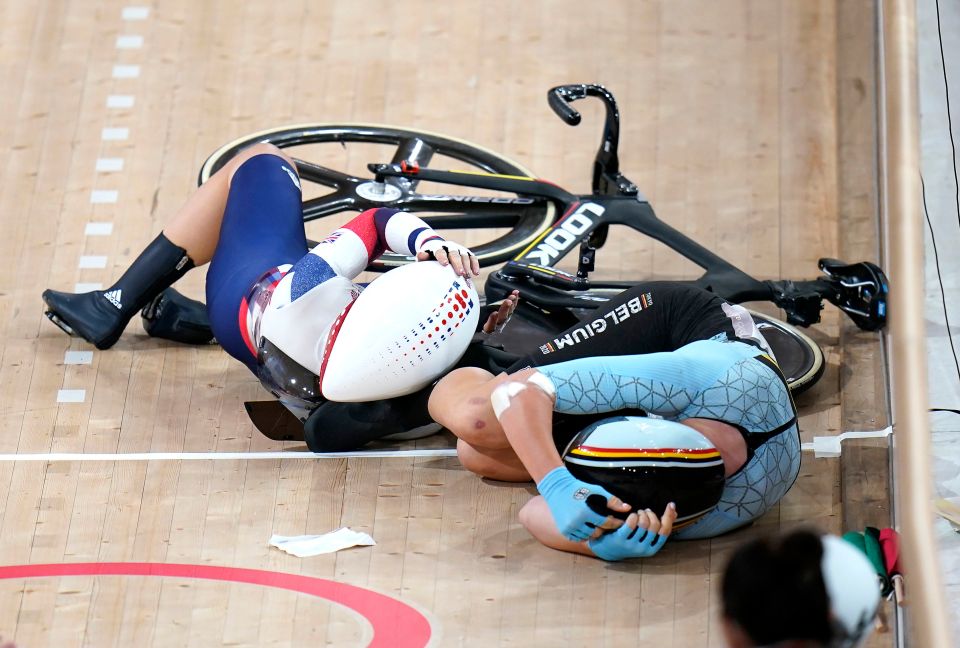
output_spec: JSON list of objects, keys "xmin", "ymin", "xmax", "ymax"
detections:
[
  {"xmin": 56, "ymin": 390, "xmax": 86, "ymax": 403},
  {"xmin": 800, "ymin": 426, "xmax": 893, "ymax": 457},
  {"xmin": 106, "ymin": 95, "xmax": 135, "ymax": 109},
  {"xmin": 121, "ymin": 6, "xmax": 150, "ymax": 20},
  {"xmin": 85, "ymin": 222, "xmax": 114, "ymax": 236},
  {"xmin": 64, "ymin": 351, "xmax": 94, "ymax": 365},
  {"xmin": 90, "ymin": 190, "xmax": 118, "ymax": 204},
  {"xmin": 0, "ymin": 449, "xmax": 459, "ymax": 462},
  {"xmin": 112, "ymin": 65, "xmax": 141, "ymax": 79},
  {"xmin": 101, "ymin": 127, "xmax": 129, "ymax": 141},
  {"xmin": 116, "ymin": 35, "xmax": 143, "ymax": 49},
  {"xmin": 78, "ymin": 255, "xmax": 107, "ymax": 269},
  {"xmin": 96, "ymin": 158, "xmax": 124, "ymax": 172}
]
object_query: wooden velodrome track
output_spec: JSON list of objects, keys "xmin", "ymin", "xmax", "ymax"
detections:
[{"xmin": 0, "ymin": 1, "xmax": 892, "ymax": 646}]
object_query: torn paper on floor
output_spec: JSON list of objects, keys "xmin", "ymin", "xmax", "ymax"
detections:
[{"xmin": 269, "ymin": 528, "xmax": 376, "ymax": 557}]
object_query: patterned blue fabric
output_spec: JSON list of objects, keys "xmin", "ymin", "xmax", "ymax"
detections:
[{"xmin": 538, "ymin": 339, "xmax": 800, "ymax": 539}]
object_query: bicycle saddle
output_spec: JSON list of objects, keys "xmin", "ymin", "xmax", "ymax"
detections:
[{"xmin": 818, "ymin": 258, "xmax": 888, "ymax": 331}]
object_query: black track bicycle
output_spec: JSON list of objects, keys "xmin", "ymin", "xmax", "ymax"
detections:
[{"xmin": 198, "ymin": 83, "xmax": 889, "ymax": 397}]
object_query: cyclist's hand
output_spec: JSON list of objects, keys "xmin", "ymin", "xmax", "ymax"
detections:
[
  {"xmin": 417, "ymin": 240, "xmax": 480, "ymax": 278},
  {"xmin": 587, "ymin": 503, "xmax": 677, "ymax": 561},
  {"xmin": 482, "ymin": 290, "xmax": 519, "ymax": 334},
  {"xmin": 537, "ymin": 466, "xmax": 631, "ymax": 541}
]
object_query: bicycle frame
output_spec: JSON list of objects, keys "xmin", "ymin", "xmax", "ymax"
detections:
[
  {"xmin": 369, "ymin": 162, "xmax": 830, "ymax": 322},
  {"xmin": 198, "ymin": 83, "xmax": 885, "ymax": 330},
  {"xmin": 367, "ymin": 82, "xmax": 886, "ymax": 330}
]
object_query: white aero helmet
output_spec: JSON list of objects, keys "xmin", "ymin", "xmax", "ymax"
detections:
[
  {"xmin": 319, "ymin": 261, "xmax": 480, "ymax": 402},
  {"xmin": 821, "ymin": 534, "xmax": 881, "ymax": 647}
]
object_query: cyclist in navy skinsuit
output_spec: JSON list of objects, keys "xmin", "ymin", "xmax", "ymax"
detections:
[{"xmin": 42, "ymin": 144, "xmax": 482, "ymax": 418}]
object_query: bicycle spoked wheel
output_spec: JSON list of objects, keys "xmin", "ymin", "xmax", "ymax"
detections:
[
  {"xmin": 749, "ymin": 311, "xmax": 824, "ymax": 395},
  {"xmin": 198, "ymin": 124, "xmax": 558, "ymax": 270}
]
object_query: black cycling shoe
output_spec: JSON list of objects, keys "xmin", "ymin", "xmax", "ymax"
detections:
[
  {"xmin": 141, "ymin": 288, "xmax": 215, "ymax": 345},
  {"xmin": 42, "ymin": 288, "xmax": 129, "ymax": 349}
]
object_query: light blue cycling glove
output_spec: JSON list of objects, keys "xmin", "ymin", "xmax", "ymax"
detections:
[
  {"xmin": 588, "ymin": 520, "xmax": 668, "ymax": 561},
  {"xmin": 537, "ymin": 466, "xmax": 618, "ymax": 541}
]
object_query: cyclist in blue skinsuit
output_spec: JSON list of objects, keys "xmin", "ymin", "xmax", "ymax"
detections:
[{"xmin": 429, "ymin": 282, "xmax": 800, "ymax": 561}]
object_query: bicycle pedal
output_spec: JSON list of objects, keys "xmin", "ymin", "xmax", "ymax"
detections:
[{"xmin": 45, "ymin": 311, "xmax": 76, "ymax": 336}]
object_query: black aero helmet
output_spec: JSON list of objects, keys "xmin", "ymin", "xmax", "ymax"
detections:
[{"xmin": 562, "ymin": 416, "xmax": 726, "ymax": 526}]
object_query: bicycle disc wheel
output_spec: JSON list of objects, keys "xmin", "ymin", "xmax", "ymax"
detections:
[
  {"xmin": 749, "ymin": 311, "xmax": 824, "ymax": 395},
  {"xmin": 198, "ymin": 124, "xmax": 558, "ymax": 269}
]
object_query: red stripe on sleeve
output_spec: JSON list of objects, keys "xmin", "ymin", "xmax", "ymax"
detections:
[{"xmin": 340, "ymin": 208, "xmax": 386, "ymax": 261}]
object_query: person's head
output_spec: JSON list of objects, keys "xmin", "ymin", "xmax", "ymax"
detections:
[
  {"xmin": 721, "ymin": 529, "xmax": 879, "ymax": 648},
  {"xmin": 562, "ymin": 416, "xmax": 726, "ymax": 527}
]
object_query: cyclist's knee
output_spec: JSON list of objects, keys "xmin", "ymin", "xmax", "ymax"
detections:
[
  {"xmin": 226, "ymin": 142, "xmax": 295, "ymax": 183},
  {"xmin": 429, "ymin": 367, "xmax": 502, "ymax": 441},
  {"xmin": 243, "ymin": 141, "xmax": 288, "ymax": 161}
]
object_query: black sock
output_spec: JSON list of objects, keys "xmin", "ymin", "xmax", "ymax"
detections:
[{"xmin": 104, "ymin": 233, "xmax": 195, "ymax": 318}]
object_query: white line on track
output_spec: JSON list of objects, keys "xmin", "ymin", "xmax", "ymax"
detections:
[
  {"xmin": 78, "ymin": 255, "xmax": 107, "ymax": 269},
  {"xmin": 96, "ymin": 158, "xmax": 124, "ymax": 172},
  {"xmin": 90, "ymin": 190, "xmax": 118, "ymax": 204},
  {"xmin": 121, "ymin": 7, "xmax": 150, "ymax": 20},
  {"xmin": 106, "ymin": 95, "xmax": 135, "ymax": 109},
  {"xmin": 0, "ymin": 449, "xmax": 459, "ymax": 462},
  {"xmin": 116, "ymin": 35, "xmax": 143, "ymax": 49},
  {"xmin": 112, "ymin": 64, "xmax": 141, "ymax": 79},
  {"xmin": 101, "ymin": 127, "xmax": 129, "ymax": 141},
  {"xmin": 73, "ymin": 282, "xmax": 103, "ymax": 292},
  {"xmin": 64, "ymin": 351, "xmax": 94, "ymax": 365},
  {"xmin": 56, "ymin": 390, "xmax": 86, "ymax": 403},
  {"xmin": 85, "ymin": 222, "xmax": 114, "ymax": 236}
]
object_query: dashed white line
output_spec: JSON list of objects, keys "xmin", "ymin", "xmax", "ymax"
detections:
[
  {"xmin": 112, "ymin": 64, "xmax": 141, "ymax": 79},
  {"xmin": 115, "ymin": 35, "xmax": 144, "ymax": 49},
  {"xmin": 56, "ymin": 390, "xmax": 87, "ymax": 404},
  {"xmin": 121, "ymin": 6, "xmax": 150, "ymax": 20},
  {"xmin": 90, "ymin": 190, "xmax": 118, "ymax": 204},
  {"xmin": 64, "ymin": 351, "xmax": 94, "ymax": 365},
  {"xmin": 85, "ymin": 222, "xmax": 114, "ymax": 236},
  {"xmin": 96, "ymin": 158, "xmax": 124, "ymax": 172},
  {"xmin": 101, "ymin": 127, "xmax": 129, "ymax": 141},
  {"xmin": 73, "ymin": 282, "xmax": 103, "ymax": 292},
  {"xmin": 78, "ymin": 255, "xmax": 108, "ymax": 269},
  {"xmin": 106, "ymin": 95, "xmax": 135, "ymax": 109}
]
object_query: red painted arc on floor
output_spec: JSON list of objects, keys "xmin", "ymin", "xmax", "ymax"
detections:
[{"xmin": 0, "ymin": 562, "xmax": 432, "ymax": 648}]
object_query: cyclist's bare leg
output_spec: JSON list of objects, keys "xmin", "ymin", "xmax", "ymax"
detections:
[{"xmin": 455, "ymin": 439, "xmax": 530, "ymax": 482}]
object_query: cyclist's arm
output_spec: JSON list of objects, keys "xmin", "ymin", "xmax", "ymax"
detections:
[{"xmin": 287, "ymin": 207, "xmax": 476, "ymax": 289}]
